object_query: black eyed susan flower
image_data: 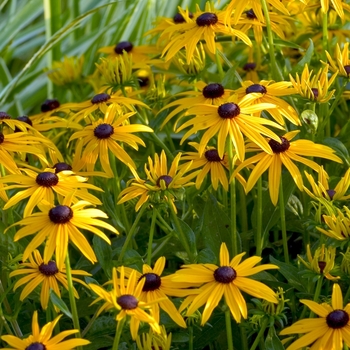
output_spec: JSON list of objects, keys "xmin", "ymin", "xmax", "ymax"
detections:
[
  {"xmin": 235, "ymin": 80, "xmax": 300, "ymax": 126},
  {"xmin": 117, "ymin": 150, "xmax": 197, "ymax": 212},
  {"xmin": 324, "ymin": 43, "xmax": 350, "ymax": 77},
  {"xmin": 136, "ymin": 326, "xmax": 172, "ymax": 350},
  {"xmin": 317, "ymin": 206, "xmax": 350, "ymax": 240},
  {"xmin": 89, "ymin": 267, "xmax": 161, "ymax": 340},
  {"xmin": 10, "ymin": 250, "xmax": 90, "ymax": 310},
  {"xmin": 69, "ymin": 104, "xmax": 153, "ymax": 177},
  {"xmin": 172, "ymin": 242, "xmax": 278, "ymax": 325},
  {"xmin": 8, "ymin": 192, "xmax": 118, "ymax": 269},
  {"xmin": 289, "ymin": 64, "xmax": 338, "ymax": 103},
  {"xmin": 161, "ymin": 3, "xmax": 252, "ymax": 64},
  {"xmin": 233, "ymin": 130, "xmax": 342, "ymax": 205},
  {"xmin": 0, "ymin": 311, "xmax": 89, "ymax": 349},
  {"xmin": 0, "ymin": 168, "xmax": 102, "ymax": 217},
  {"xmin": 175, "ymin": 94, "xmax": 284, "ymax": 161},
  {"xmin": 0, "ymin": 112, "xmax": 35, "ymax": 132},
  {"xmin": 280, "ymin": 283, "xmax": 350, "ymax": 350}
]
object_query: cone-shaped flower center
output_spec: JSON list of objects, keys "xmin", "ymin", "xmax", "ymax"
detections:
[
  {"xmin": 196, "ymin": 12, "xmax": 218, "ymax": 26},
  {"xmin": 0, "ymin": 112, "xmax": 11, "ymax": 119},
  {"xmin": 157, "ymin": 175, "xmax": 173, "ymax": 187},
  {"xmin": 326, "ymin": 189, "xmax": 336, "ymax": 200},
  {"xmin": 94, "ymin": 123, "xmax": 114, "ymax": 139},
  {"xmin": 139, "ymin": 273, "xmax": 162, "ymax": 291},
  {"xmin": 202, "ymin": 83, "xmax": 225, "ymax": 99},
  {"xmin": 214, "ymin": 266, "xmax": 236, "ymax": 283},
  {"xmin": 17, "ymin": 116, "xmax": 33, "ymax": 126},
  {"xmin": 246, "ymin": 84, "xmax": 267, "ymax": 95},
  {"xmin": 246, "ymin": 9, "xmax": 257, "ymax": 19},
  {"xmin": 117, "ymin": 294, "xmax": 138, "ymax": 310},
  {"xmin": 36, "ymin": 172, "xmax": 59, "ymax": 187},
  {"xmin": 218, "ymin": 103, "xmax": 240, "ymax": 119},
  {"xmin": 311, "ymin": 88, "xmax": 319, "ymax": 100},
  {"xmin": 344, "ymin": 65, "xmax": 350, "ymax": 75},
  {"xmin": 114, "ymin": 41, "xmax": 133, "ymax": 54},
  {"xmin": 39, "ymin": 261, "xmax": 59, "ymax": 276},
  {"xmin": 41, "ymin": 99, "xmax": 60, "ymax": 112},
  {"xmin": 318, "ymin": 261, "xmax": 326, "ymax": 273},
  {"xmin": 269, "ymin": 137, "xmax": 290, "ymax": 153},
  {"xmin": 205, "ymin": 149, "xmax": 222, "ymax": 162},
  {"xmin": 173, "ymin": 12, "xmax": 193, "ymax": 23},
  {"xmin": 0, "ymin": 133, "xmax": 4, "ymax": 145},
  {"xmin": 91, "ymin": 93, "xmax": 110, "ymax": 104},
  {"xmin": 26, "ymin": 343, "xmax": 46, "ymax": 350},
  {"xmin": 243, "ymin": 62, "xmax": 256, "ymax": 71},
  {"xmin": 326, "ymin": 310, "xmax": 349, "ymax": 328},
  {"xmin": 49, "ymin": 205, "xmax": 73, "ymax": 224},
  {"xmin": 138, "ymin": 76, "xmax": 149, "ymax": 87},
  {"xmin": 53, "ymin": 162, "xmax": 72, "ymax": 173}
]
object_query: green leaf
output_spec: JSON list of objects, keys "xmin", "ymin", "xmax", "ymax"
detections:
[
  {"xmin": 49, "ymin": 289, "xmax": 72, "ymax": 319},
  {"xmin": 274, "ymin": 38, "xmax": 303, "ymax": 49},
  {"xmin": 197, "ymin": 248, "xmax": 217, "ymax": 264},
  {"xmin": 93, "ymin": 235, "xmax": 113, "ymax": 279},
  {"xmin": 265, "ymin": 326, "xmax": 285, "ymax": 350},
  {"xmin": 323, "ymin": 137, "xmax": 350, "ymax": 166},
  {"xmin": 290, "ymin": 38, "xmax": 314, "ymax": 74}
]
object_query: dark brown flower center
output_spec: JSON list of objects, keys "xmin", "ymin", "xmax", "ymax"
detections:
[
  {"xmin": 246, "ymin": 9, "xmax": 257, "ymax": 19},
  {"xmin": 311, "ymin": 88, "xmax": 319, "ymax": 100},
  {"xmin": 202, "ymin": 83, "xmax": 225, "ymax": 99},
  {"xmin": 326, "ymin": 310, "xmax": 349, "ymax": 329},
  {"xmin": 0, "ymin": 112, "xmax": 11, "ymax": 120},
  {"xmin": 344, "ymin": 65, "xmax": 350, "ymax": 75},
  {"xmin": 26, "ymin": 343, "xmax": 46, "ymax": 350},
  {"xmin": 218, "ymin": 103, "xmax": 240, "ymax": 119},
  {"xmin": 36, "ymin": 172, "xmax": 59, "ymax": 187},
  {"xmin": 39, "ymin": 261, "xmax": 59, "ymax": 276},
  {"xmin": 138, "ymin": 76, "xmax": 149, "ymax": 87},
  {"xmin": 117, "ymin": 294, "xmax": 138, "ymax": 310},
  {"xmin": 205, "ymin": 149, "xmax": 222, "ymax": 162},
  {"xmin": 0, "ymin": 133, "xmax": 4, "ymax": 145},
  {"xmin": 91, "ymin": 93, "xmax": 110, "ymax": 104},
  {"xmin": 114, "ymin": 41, "xmax": 133, "ymax": 54},
  {"xmin": 17, "ymin": 116, "xmax": 33, "ymax": 126},
  {"xmin": 157, "ymin": 175, "xmax": 173, "ymax": 187},
  {"xmin": 139, "ymin": 273, "xmax": 162, "ymax": 291},
  {"xmin": 94, "ymin": 123, "xmax": 114, "ymax": 139},
  {"xmin": 243, "ymin": 62, "xmax": 256, "ymax": 71},
  {"xmin": 318, "ymin": 261, "xmax": 326, "ymax": 273},
  {"xmin": 269, "ymin": 137, "xmax": 290, "ymax": 153},
  {"xmin": 245, "ymin": 84, "xmax": 267, "ymax": 95},
  {"xmin": 173, "ymin": 12, "xmax": 193, "ymax": 23},
  {"xmin": 326, "ymin": 189, "xmax": 336, "ymax": 200},
  {"xmin": 41, "ymin": 99, "xmax": 60, "ymax": 112},
  {"xmin": 53, "ymin": 162, "xmax": 72, "ymax": 173},
  {"xmin": 214, "ymin": 266, "xmax": 236, "ymax": 283},
  {"xmin": 49, "ymin": 205, "xmax": 73, "ymax": 224},
  {"xmin": 196, "ymin": 12, "xmax": 218, "ymax": 26}
]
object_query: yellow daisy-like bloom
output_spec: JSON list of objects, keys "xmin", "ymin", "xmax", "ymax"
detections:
[
  {"xmin": 317, "ymin": 206, "xmax": 350, "ymax": 240},
  {"xmin": 175, "ymin": 94, "xmax": 284, "ymax": 161},
  {"xmin": 235, "ymin": 80, "xmax": 300, "ymax": 126},
  {"xmin": 159, "ymin": 81, "xmax": 233, "ymax": 128},
  {"xmin": 69, "ymin": 104, "xmax": 153, "ymax": 177},
  {"xmin": 232, "ymin": 130, "xmax": 342, "ymax": 205},
  {"xmin": 302, "ymin": 0, "xmax": 348, "ymax": 19},
  {"xmin": 89, "ymin": 267, "xmax": 160, "ymax": 340},
  {"xmin": 280, "ymin": 283, "xmax": 350, "ymax": 350},
  {"xmin": 324, "ymin": 43, "xmax": 350, "ymax": 77},
  {"xmin": 172, "ymin": 242, "xmax": 278, "ymax": 325},
  {"xmin": 298, "ymin": 244, "xmax": 340, "ymax": 281},
  {"xmin": 9, "ymin": 250, "xmax": 90, "ymax": 310},
  {"xmin": 122, "ymin": 257, "xmax": 193, "ymax": 327},
  {"xmin": 0, "ymin": 112, "xmax": 36, "ymax": 132},
  {"xmin": 0, "ymin": 311, "xmax": 89, "ymax": 350},
  {"xmin": 136, "ymin": 326, "xmax": 171, "ymax": 350},
  {"xmin": 161, "ymin": 3, "xmax": 252, "ymax": 64},
  {"xmin": 117, "ymin": 150, "xmax": 197, "ymax": 212},
  {"xmin": 7, "ymin": 192, "xmax": 118, "ymax": 269},
  {"xmin": 0, "ymin": 168, "xmax": 102, "ymax": 217},
  {"xmin": 289, "ymin": 64, "xmax": 338, "ymax": 103},
  {"xmin": 179, "ymin": 142, "xmax": 230, "ymax": 191},
  {"xmin": 29, "ymin": 98, "xmax": 72, "ymax": 124}
]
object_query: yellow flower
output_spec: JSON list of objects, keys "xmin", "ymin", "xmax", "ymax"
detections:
[
  {"xmin": 317, "ymin": 206, "xmax": 350, "ymax": 240},
  {"xmin": 324, "ymin": 43, "xmax": 350, "ymax": 77},
  {"xmin": 8, "ymin": 192, "xmax": 118, "ymax": 269},
  {"xmin": 69, "ymin": 104, "xmax": 153, "ymax": 177},
  {"xmin": 89, "ymin": 267, "xmax": 160, "ymax": 340},
  {"xmin": 232, "ymin": 130, "xmax": 342, "ymax": 205},
  {"xmin": 136, "ymin": 326, "xmax": 172, "ymax": 350},
  {"xmin": 9, "ymin": 250, "xmax": 90, "ymax": 310},
  {"xmin": 298, "ymin": 244, "xmax": 340, "ymax": 281},
  {"xmin": 0, "ymin": 311, "xmax": 89, "ymax": 349},
  {"xmin": 289, "ymin": 64, "xmax": 338, "ymax": 103},
  {"xmin": 118, "ymin": 150, "xmax": 197, "ymax": 212},
  {"xmin": 280, "ymin": 283, "xmax": 350, "ymax": 350},
  {"xmin": 172, "ymin": 242, "xmax": 278, "ymax": 325}
]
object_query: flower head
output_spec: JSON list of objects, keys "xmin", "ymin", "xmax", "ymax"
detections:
[
  {"xmin": 317, "ymin": 206, "xmax": 350, "ymax": 240},
  {"xmin": 324, "ymin": 43, "xmax": 350, "ymax": 77},
  {"xmin": 136, "ymin": 326, "xmax": 172, "ymax": 350}
]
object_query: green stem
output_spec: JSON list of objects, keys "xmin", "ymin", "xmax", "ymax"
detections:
[
  {"xmin": 240, "ymin": 323, "xmax": 249, "ymax": 350},
  {"xmin": 225, "ymin": 309, "xmax": 234, "ymax": 350},
  {"xmin": 239, "ymin": 183, "xmax": 249, "ymax": 253},
  {"xmin": 118, "ymin": 204, "xmax": 147, "ymax": 263},
  {"xmin": 344, "ymin": 283, "xmax": 350, "ymax": 304},
  {"xmin": 322, "ymin": 12, "xmax": 328, "ymax": 60},
  {"xmin": 256, "ymin": 177, "xmax": 263, "ymax": 256},
  {"xmin": 147, "ymin": 209, "xmax": 157, "ymax": 265},
  {"xmin": 188, "ymin": 325, "xmax": 194, "ymax": 350},
  {"xmin": 82, "ymin": 309, "xmax": 99, "ymax": 337},
  {"xmin": 250, "ymin": 318, "xmax": 269, "ymax": 350},
  {"xmin": 65, "ymin": 252, "xmax": 82, "ymax": 350},
  {"xmin": 279, "ymin": 178, "xmax": 289, "ymax": 264},
  {"xmin": 112, "ymin": 317, "xmax": 126, "ymax": 350},
  {"xmin": 310, "ymin": 275, "xmax": 324, "ymax": 318},
  {"xmin": 216, "ymin": 49, "xmax": 224, "ymax": 80}
]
